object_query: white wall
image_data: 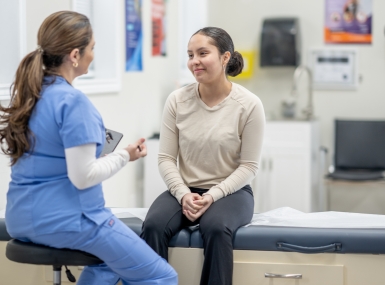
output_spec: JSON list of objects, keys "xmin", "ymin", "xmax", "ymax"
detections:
[
  {"xmin": 0, "ymin": 0, "xmax": 180, "ymax": 209},
  {"xmin": 1, "ymin": 0, "xmax": 385, "ymax": 209},
  {"xmin": 207, "ymin": 0, "xmax": 385, "ymax": 160},
  {"xmin": 85, "ymin": 0, "xmax": 180, "ymax": 207}
]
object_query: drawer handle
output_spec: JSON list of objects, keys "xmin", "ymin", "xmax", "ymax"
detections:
[
  {"xmin": 277, "ymin": 242, "xmax": 342, "ymax": 253},
  {"xmin": 265, "ymin": 273, "xmax": 302, "ymax": 279}
]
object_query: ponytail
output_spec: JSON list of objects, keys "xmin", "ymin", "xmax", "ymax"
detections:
[
  {"xmin": 0, "ymin": 11, "xmax": 92, "ymax": 165},
  {"xmin": 0, "ymin": 49, "xmax": 44, "ymax": 165}
]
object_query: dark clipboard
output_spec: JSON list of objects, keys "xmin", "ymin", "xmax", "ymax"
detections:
[{"xmin": 100, "ymin": 128, "xmax": 124, "ymax": 156}]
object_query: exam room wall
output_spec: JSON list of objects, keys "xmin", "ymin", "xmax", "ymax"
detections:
[
  {"xmin": 0, "ymin": 0, "xmax": 180, "ymax": 209},
  {"xmin": 86, "ymin": 0, "xmax": 179, "ymax": 208},
  {"xmin": 2, "ymin": 0, "xmax": 385, "ymax": 211},
  {"xmin": 207, "ymin": 0, "xmax": 385, "ymax": 163}
]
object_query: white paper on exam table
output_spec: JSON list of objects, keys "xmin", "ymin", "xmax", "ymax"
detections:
[
  {"xmin": 109, "ymin": 208, "xmax": 149, "ymax": 221},
  {"xmin": 246, "ymin": 207, "xmax": 385, "ymax": 228},
  {"xmin": 3, "ymin": 207, "xmax": 385, "ymax": 228}
]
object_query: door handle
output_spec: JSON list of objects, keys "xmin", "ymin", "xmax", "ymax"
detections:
[
  {"xmin": 265, "ymin": 273, "xmax": 302, "ymax": 279},
  {"xmin": 277, "ymin": 242, "xmax": 342, "ymax": 253}
]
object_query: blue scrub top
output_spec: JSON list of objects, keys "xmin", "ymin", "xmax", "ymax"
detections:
[{"xmin": 5, "ymin": 76, "xmax": 112, "ymax": 238}]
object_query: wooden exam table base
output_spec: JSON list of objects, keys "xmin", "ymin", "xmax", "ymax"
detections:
[{"xmin": 1, "ymin": 242, "xmax": 384, "ymax": 285}]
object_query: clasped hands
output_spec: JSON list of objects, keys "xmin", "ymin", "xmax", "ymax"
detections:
[{"xmin": 181, "ymin": 192, "xmax": 214, "ymax": 222}]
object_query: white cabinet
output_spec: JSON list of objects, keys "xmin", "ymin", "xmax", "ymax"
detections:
[{"xmin": 253, "ymin": 121, "xmax": 320, "ymax": 213}]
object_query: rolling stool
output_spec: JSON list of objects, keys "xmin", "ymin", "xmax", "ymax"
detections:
[{"xmin": 6, "ymin": 239, "xmax": 103, "ymax": 285}]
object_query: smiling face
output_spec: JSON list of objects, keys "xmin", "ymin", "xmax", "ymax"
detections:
[{"xmin": 187, "ymin": 33, "xmax": 228, "ymax": 84}]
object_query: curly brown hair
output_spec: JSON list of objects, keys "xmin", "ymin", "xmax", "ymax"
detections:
[{"xmin": 0, "ymin": 11, "xmax": 92, "ymax": 165}]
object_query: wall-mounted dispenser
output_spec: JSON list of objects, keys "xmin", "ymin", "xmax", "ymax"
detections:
[{"xmin": 260, "ymin": 17, "xmax": 301, "ymax": 67}]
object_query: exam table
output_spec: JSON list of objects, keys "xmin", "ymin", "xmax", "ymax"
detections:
[{"xmin": 1, "ymin": 208, "xmax": 385, "ymax": 285}]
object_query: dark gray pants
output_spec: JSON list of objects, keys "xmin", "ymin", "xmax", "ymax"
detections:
[{"xmin": 140, "ymin": 185, "xmax": 254, "ymax": 285}]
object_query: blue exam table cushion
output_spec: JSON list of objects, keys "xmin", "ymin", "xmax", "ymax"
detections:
[
  {"xmin": 118, "ymin": 217, "xmax": 190, "ymax": 248},
  {"xmin": 2, "ymin": 216, "xmax": 385, "ymax": 254},
  {"xmin": 190, "ymin": 225, "xmax": 385, "ymax": 254},
  {"xmin": 0, "ymin": 219, "xmax": 11, "ymax": 241}
]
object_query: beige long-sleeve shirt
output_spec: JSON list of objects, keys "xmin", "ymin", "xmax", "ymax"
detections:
[{"xmin": 158, "ymin": 82, "xmax": 265, "ymax": 203}]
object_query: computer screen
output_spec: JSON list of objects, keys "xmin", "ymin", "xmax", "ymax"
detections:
[{"xmin": 334, "ymin": 120, "xmax": 385, "ymax": 170}]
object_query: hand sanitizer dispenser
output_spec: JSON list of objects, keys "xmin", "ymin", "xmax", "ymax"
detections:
[{"xmin": 260, "ymin": 17, "xmax": 301, "ymax": 67}]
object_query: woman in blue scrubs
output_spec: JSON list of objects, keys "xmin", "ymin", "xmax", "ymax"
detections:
[{"xmin": 0, "ymin": 11, "xmax": 177, "ymax": 285}]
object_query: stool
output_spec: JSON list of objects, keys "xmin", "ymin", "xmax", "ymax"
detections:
[{"xmin": 6, "ymin": 239, "xmax": 103, "ymax": 285}]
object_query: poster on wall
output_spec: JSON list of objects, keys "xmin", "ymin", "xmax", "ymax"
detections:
[
  {"xmin": 152, "ymin": 0, "xmax": 167, "ymax": 56},
  {"xmin": 125, "ymin": 0, "xmax": 143, "ymax": 71},
  {"xmin": 324, "ymin": 0, "xmax": 372, "ymax": 44}
]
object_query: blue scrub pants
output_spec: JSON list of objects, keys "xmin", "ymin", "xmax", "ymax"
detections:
[{"xmin": 19, "ymin": 215, "xmax": 178, "ymax": 285}]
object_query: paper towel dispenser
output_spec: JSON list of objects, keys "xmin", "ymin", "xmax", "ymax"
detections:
[{"xmin": 260, "ymin": 17, "xmax": 301, "ymax": 67}]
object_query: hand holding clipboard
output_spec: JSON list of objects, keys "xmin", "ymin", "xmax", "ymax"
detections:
[{"xmin": 101, "ymin": 128, "xmax": 146, "ymax": 161}]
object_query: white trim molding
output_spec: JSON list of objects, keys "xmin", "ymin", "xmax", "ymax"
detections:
[{"xmin": 72, "ymin": 0, "xmax": 121, "ymax": 95}]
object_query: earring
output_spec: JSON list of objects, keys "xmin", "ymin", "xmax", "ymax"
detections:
[
  {"xmin": 223, "ymin": 65, "xmax": 226, "ymax": 71},
  {"xmin": 73, "ymin": 62, "xmax": 78, "ymax": 68}
]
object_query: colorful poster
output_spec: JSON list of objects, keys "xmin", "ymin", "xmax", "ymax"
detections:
[
  {"xmin": 126, "ymin": 0, "xmax": 143, "ymax": 71},
  {"xmin": 325, "ymin": 0, "xmax": 372, "ymax": 44},
  {"xmin": 151, "ymin": 0, "xmax": 167, "ymax": 56}
]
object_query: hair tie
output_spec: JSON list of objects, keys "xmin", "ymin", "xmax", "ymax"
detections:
[{"xmin": 36, "ymin": 45, "xmax": 44, "ymax": 54}]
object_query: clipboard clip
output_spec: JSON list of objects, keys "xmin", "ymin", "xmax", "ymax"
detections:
[{"xmin": 106, "ymin": 130, "xmax": 113, "ymax": 144}]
